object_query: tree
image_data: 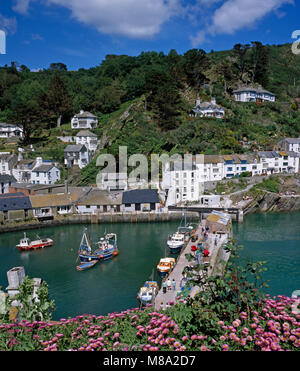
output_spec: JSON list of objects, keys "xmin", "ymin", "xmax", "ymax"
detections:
[
  {"xmin": 233, "ymin": 43, "xmax": 251, "ymax": 81},
  {"xmin": 48, "ymin": 62, "xmax": 67, "ymax": 71},
  {"xmin": 47, "ymin": 74, "xmax": 73, "ymax": 127},
  {"xmin": 250, "ymin": 42, "xmax": 270, "ymax": 87},
  {"xmin": 93, "ymin": 80, "xmax": 125, "ymax": 114},
  {"xmin": 182, "ymin": 49, "xmax": 210, "ymax": 89}
]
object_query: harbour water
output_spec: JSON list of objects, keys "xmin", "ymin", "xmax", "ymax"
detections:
[
  {"xmin": 0, "ymin": 212, "xmax": 299, "ymax": 320},
  {"xmin": 0, "ymin": 222, "xmax": 179, "ymax": 320},
  {"xmin": 233, "ymin": 211, "xmax": 300, "ymax": 298}
]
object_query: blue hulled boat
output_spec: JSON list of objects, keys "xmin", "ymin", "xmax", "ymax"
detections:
[{"xmin": 78, "ymin": 229, "xmax": 118, "ymax": 263}]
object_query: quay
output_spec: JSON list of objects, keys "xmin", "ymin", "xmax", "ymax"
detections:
[
  {"xmin": 154, "ymin": 213, "xmax": 231, "ymax": 310},
  {"xmin": 168, "ymin": 206, "xmax": 243, "ymax": 223}
]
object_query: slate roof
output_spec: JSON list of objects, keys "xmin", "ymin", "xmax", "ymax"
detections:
[
  {"xmin": 258, "ymin": 151, "xmax": 279, "ymax": 158},
  {"xmin": 233, "ymin": 85, "xmax": 275, "ymax": 96},
  {"xmin": 32, "ymin": 164, "xmax": 57, "ymax": 173},
  {"xmin": 74, "ymin": 112, "xmax": 97, "ymax": 118},
  {"xmin": 122, "ymin": 189, "xmax": 159, "ymax": 204},
  {"xmin": 64, "ymin": 144, "xmax": 87, "ymax": 152},
  {"xmin": 76, "ymin": 130, "xmax": 98, "ymax": 138},
  {"xmin": 283, "ymin": 138, "xmax": 300, "ymax": 144},
  {"xmin": 0, "ymin": 193, "xmax": 32, "ymax": 211},
  {"xmin": 0, "ymin": 174, "xmax": 17, "ymax": 183}
]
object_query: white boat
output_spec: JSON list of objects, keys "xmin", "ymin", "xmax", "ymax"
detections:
[
  {"xmin": 167, "ymin": 231, "xmax": 186, "ymax": 253},
  {"xmin": 137, "ymin": 281, "xmax": 158, "ymax": 305},
  {"xmin": 16, "ymin": 233, "xmax": 53, "ymax": 251}
]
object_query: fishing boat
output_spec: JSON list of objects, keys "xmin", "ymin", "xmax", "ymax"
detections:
[
  {"xmin": 137, "ymin": 281, "xmax": 158, "ymax": 305},
  {"xmin": 78, "ymin": 229, "xmax": 118, "ymax": 263},
  {"xmin": 157, "ymin": 257, "xmax": 176, "ymax": 277},
  {"xmin": 167, "ymin": 213, "xmax": 195, "ymax": 254},
  {"xmin": 167, "ymin": 231, "xmax": 185, "ymax": 254},
  {"xmin": 76, "ymin": 260, "xmax": 98, "ymax": 271},
  {"xmin": 16, "ymin": 233, "xmax": 53, "ymax": 251}
]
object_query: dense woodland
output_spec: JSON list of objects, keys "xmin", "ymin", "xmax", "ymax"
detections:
[{"xmin": 0, "ymin": 42, "xmax": 300, "ymax": 184}]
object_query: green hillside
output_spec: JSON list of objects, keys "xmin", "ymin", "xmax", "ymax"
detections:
[{"xmin": 0, "ymin": 42, "xmax": 299, "ymax": 184}]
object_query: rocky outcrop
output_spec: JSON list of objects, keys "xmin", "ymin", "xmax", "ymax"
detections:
[{"xmin": 243, "ymin": 192, "xmax": 300, "ymax": 215}]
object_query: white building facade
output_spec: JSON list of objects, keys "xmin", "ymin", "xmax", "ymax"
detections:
[
  {"xmin": 71, "ymin": 111, "xmax": 98, "ymax": 130},
  {"xmin": 31, "ymin": 158, "xmax": 61, "ymax": 185},
  {"xmin": 190, "ymin": 98, "xmax": 225, "ymax": 118},
  {"xmin": 0, "ymin": 123, "xmax": 23, "ymax": 138},
  {"xmin": 64, "ymin": 144, "xmax": 90, "ymax": 169},
  {"xmin": 75, "ymin": 130, "xmax": 99, "ymax": 154},
  {"xmin": 162, "ymin": 152, "xmax": 299, "ymax": 205},
  {"xmin": 277, "ymin": 138, "xmax": 300, "ymax": 154},
  {"xmin": 233, "ymin": 85, "xmax": 276, "ymax": 103}
]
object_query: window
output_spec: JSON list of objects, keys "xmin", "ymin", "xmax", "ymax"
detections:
[{"xmin": 125, "ymin": 203, "xmax": 131, "ymax": 207}]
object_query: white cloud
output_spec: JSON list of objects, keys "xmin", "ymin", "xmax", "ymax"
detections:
[
  {"xmin": 45, "ymin": 0, "xmax": 182, "ymax": 38},
  {"xmin": 12, "ymin": 0, "xmax": 35, "ymax": 14},
  {"xmin": 0, "ymin": 14, "xmax": 17, "ymax": 35},
  {"xmin": 191, "ymin": 0, "xmax": 294, "ymax": 46}
]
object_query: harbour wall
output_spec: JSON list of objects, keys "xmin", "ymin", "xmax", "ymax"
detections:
[{"xmin": 0, "ymin": 211, "xmax": 199, "ymax": 235}]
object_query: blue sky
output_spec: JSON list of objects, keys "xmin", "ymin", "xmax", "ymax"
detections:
[{"xmin": 0, "ymin": 0, "xmax": 299, "ymax": 71}]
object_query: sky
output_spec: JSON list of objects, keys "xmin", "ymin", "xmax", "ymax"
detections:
[{"xmin": 0, "ymin": 0, "xmax": 299, "ymax": 71}]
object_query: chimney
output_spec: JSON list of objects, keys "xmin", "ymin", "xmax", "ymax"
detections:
[
  {"xmin": 196, "ymin": 97, "xmax": 201, "ymax": 106},
  {"xmin": 80, "ymin": 110, "xmax": 84, "ymax": 114},
  {"xmin": 36, "ymin": 157, "xmax": 43, "ymax": 166},
  {"xmin": 211, "ymin": 97, "xmax": 216, "ymax": 105}
]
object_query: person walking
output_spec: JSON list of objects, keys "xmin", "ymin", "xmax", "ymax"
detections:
[
  {"xmin": 167, "ymin": 278, "xmax": 172, "ymax": 291},
  {"xmin": 162, "ymin": 280, "xmax": 167, "ymax": 294},
  {"xmin": 172, "ymin": 279, "xmax": 176, "ymax": 291}
]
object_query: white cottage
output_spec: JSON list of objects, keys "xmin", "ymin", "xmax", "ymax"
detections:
[
  {"xmin": 75, "ymin": 130, "xmax": 98, "ymax": 153},
  {"xmin": 71, "ymin": 111, "xmax": 98, "ymax": 130},
  {"xmin": 64, "ymin": 144, "xmax": 90, "ymax": 169},
  {"xmin": 0, "ymin": 123, "xmax": 23, "ymax": 138},
  {"xmin": 31, "ymin": 161, "xmax": 61, "ymax": 185},
  {"xmin": 190, "ymin": 98, "xmax": 225, "ymax": 118},
  {"xmin": 233, "ymin": 85, "xmax": 275, "ymax": 103}
]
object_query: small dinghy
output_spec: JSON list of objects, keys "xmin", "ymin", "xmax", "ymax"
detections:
[{"xmin": 76, "ymin": 260, "xmax": 97, "ymax": 271}]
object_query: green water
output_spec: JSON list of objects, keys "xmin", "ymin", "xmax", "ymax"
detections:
[
  {"xmin": 0, "ymin": 222, "xmax": 179, "ymax": 320},
  {"xmin": 233, "ymin": 211, "xmax": 300, "ymax": 298},
  {"xmin": 1, "ymin": 212, "xmax": 299, "ymax": 320}
]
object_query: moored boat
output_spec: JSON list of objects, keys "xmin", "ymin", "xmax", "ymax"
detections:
[
  {"xmin": 78, "ymin": 229, "xmax": 118, "ymax": 263},
  {"xmin": 76, "ymin": 260, "xmax": 98, "ymax": 271},
  {"xmin": 137, "ymin": 281, "xmax": 158, "ymax": 305},
  {"xmin": 167, "ymin": 231, "xmax": 185, "ymax": 254},
  {"xmin": 157, "ymin": 257, "xmax": 176, "ymax": 277},
  {"xmin": 17, "ymin": 233, "xmax": 53, "ymax": 251}
]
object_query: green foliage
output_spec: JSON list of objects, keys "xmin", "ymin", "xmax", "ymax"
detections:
[{"xmin": 5, "ymin": 277, "xmax": 55, "ymax": 322}]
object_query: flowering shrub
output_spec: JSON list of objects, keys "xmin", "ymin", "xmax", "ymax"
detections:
[{"xmin": 0, "ymin": 295, "xmax": 299, "ymax": 351}]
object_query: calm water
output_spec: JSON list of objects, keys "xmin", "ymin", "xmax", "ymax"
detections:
[
  {"xmin": 233, "ymin": 211, "xmax": 300, "ymax": 298},
  {"xmin": 0, "ymin": 222, "xmax": 179, "ymax": 320},
  {"xmin": 1, "ymin": 213, "xmax": 299, "ymax": 320}
]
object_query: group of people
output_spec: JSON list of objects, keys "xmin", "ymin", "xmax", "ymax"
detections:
[{"xmin": 162, "ymin": 278, "xmax": 176, "ymax": 293}]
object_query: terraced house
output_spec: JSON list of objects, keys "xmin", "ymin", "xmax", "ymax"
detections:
[{"xmin": 162, "ymin": 151, "xmax": 299, "ymax": 205}]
